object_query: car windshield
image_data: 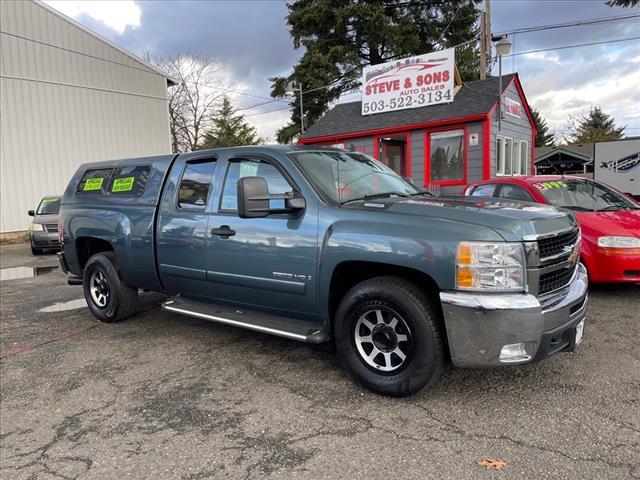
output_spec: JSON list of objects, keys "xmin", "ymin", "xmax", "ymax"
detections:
[
  {"xmin": 288, "ymin": 150, "xmax": 420, "ymax": 204},
  {"xmin": 532, "ymin": 179, "xmax": 638, "ymax": 212},
  {"xmin": 36, "ymin": 197, "xmax": 61, "ymax": 215}
]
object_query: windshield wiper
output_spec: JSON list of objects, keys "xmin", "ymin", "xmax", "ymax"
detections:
[
  {"xmin": 409, "ymin": 190, "xmax": 434, "ymax": 196},
  {"xmin": 339, "ymin": 191, "xmax": 410, "ymax": 205},
  {"xmin": 558, "ymin": 205, "xmax": 593, "ymax": 212},
  {"xmin": 594, "ymin": 205, "xmax": 638, "ymax": 212}
]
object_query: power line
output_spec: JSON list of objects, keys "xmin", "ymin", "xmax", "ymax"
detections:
[
  {"xmin": 244, "ymin": 106, "xmax": 291, "ymax": 118},
  {"xmin": 0, "ymin": 29, "xmax": 289, "ymax": 106},
  {"xmin": 503, "ymin": 36, "xmax": 640, "ymax": 57},
  {"xmin": 495, "ymin": 13, "xmax": 640, "ymax": 36}
]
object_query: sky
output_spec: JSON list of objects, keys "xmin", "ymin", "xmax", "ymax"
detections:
[{"xmin": 44, "ymin": 0, "xmax": 639, "ymax": 143}]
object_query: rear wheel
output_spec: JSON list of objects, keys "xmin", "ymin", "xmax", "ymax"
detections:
[
  {"xmin": 335, "ymin": 276, "xmax": 445, "ymax": 397},
  {"xmin": 83, "ymin": 252, "xmax": 138, "ymax": 322}
]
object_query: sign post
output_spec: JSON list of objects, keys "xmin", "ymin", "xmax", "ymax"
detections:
[{"xmin": 361, "ymin": 49, "xmax": 455, "ymax": 116}]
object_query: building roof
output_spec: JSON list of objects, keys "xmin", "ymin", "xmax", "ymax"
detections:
[
  {"xmin": 535, "ymin": 143, "xmax": 593, "ymax": 164},
  {"xmin": 36, "ymin": 0, "xmax": 177, "ymax": 86},
  {"xmin": 299, "ymin": 73, "xmax": 517, "ymax": 141}
]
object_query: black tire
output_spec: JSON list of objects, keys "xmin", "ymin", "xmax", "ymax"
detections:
[
  {"xmin": 31, "ymin": 244, "xmax": 42, "ymax": 255},
  {"xmin": 334, "ymin": 276, "xmax": 445, "ymax": 397},
  {"xmin": 83, "ymin": 252, "xmax": 138, "ymax": 322}
]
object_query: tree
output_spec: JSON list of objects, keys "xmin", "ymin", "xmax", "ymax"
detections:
[
  {"xmin": 271, "ymin": 0, "xmax": 481, "ymax": 143},
  {"xmin": 565, "ymin": 106, "xmax": 625, "ymax": 144},
  {"xmin": 199, "ymin": 96, "xmax": 263, "ymax": 149},
  {"xmin": 531, "ymin": 107, "xmax": 554, "ymax": 147},
  {"xmin": 606, "ymin": 0, "xmax": 639, "ymax": 7},
  {"xmin": 146, "ymin": 52, "xmax": 232, "ymax": 152}
]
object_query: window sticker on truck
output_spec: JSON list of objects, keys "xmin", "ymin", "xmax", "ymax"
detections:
[
  {"xmin": 111, "ymin": 177, "xmax": 135, "ymax": 192},
  {"xmin": 83, "ymin": 178, "xmax": 104, "ymax": 191}
]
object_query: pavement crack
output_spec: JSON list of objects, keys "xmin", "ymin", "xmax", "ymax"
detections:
[{"xmin": 413, "ymin": 403, "xmax": 638, "ymax": 471}]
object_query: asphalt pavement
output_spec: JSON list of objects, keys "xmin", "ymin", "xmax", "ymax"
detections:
[{"xmin": 1, "ymin": 243, "xmax": 638, "ymax": 479}]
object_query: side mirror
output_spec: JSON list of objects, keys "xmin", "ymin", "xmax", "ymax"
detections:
[
  {"xmin": 284, "ymin": 191, "xmax": 306, "ymax": 211},
  {"xmin": 238, "ymin": 177, "xmax": 270, "ymax": 218},
  {"xmin": 28, "ymin": 210, "xmax": 35, "ymax": 217}
]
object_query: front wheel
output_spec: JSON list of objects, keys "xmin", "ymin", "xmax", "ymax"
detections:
[
  {"xmin": 83, "ymin": 252, "xmax": 138, "ymax": 322},
  {"xmin": 334, "ymin": 276, "xmax": 446, "ymax": 397}
]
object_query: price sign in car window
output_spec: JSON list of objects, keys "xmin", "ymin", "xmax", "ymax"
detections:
[
  {"xmin": 111, "ymin": 177, "xmax": 135, "ymax": 192},
  {"xmin": 533, "ymin": 181, "xmax": 567, "ymax": 191},
  {"xmin": 83, "ymin": 178, "xmax": 104, "ymax": 191}
]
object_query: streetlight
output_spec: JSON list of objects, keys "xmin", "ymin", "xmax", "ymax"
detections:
[
  {"xmin": 493, "ymin": 35, "xmax": 512, "ymax": 132},
  {"xmin": 285, "ymin": 81, "xmax": 304, "ymax": 133}
]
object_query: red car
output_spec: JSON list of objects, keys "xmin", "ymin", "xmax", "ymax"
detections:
[{"xmin": 463, "ymin": 176, "xmax": 640, "ymax": 284}]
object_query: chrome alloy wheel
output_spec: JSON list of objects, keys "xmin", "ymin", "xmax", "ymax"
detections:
[
  {"xmin": 89, "ymin": 270, "xmax": 110, "ymax": 308},
  {"xmin": 354, "ymin": 308, "xmax": 412, "ymax": 372}
]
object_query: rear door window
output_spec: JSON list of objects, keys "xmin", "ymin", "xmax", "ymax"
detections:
[
  {"xmin": 109, "ymin": 166, "xmax": 151, "ymax": 195},
  {"xmin": 77, "ymin": 168, "xmax": 113, "ymax": 194},
  {"xmin": 469, "ymin": 184, "xmax": 497, "ymax": 197},
  {"xmin": 178, "ymin": 161, "xmax": 217, "ymax": 209},
  {"xmin": 498, "ymin": 184, "xmax": 534, "ymax": 202}
]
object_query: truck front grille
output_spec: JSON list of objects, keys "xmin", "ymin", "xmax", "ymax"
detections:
[
  {"xmin": 539, "ymin": 265, "xmax": 576, "ymax": 295},
  {"xmin": 44, "ymin": 223, "xmax": 58, "ymax": 233},
  {"xmin": 537, "ymin": 229, "xmax": 579, "ymax": 260}
]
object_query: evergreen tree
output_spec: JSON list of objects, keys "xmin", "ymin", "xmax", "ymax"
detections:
[
  {"xmin": 531, "ymin": 107, "xmax": 554, "ymax": 147},
  {"xmin": 606, "ymin": 0, "xmax": 639, "ymax": 7},
  {"xmin": 199, "ymin": 97, "xmax": 263, "ymax": 149},
  {"xmin": 566, "ymin": 107, "xmax": 625, "ymax": 144},
  {"xmin": 271, "ymin": 0, "xmax": 481, "ymax": 143}
]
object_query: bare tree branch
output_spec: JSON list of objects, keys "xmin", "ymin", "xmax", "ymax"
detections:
[{"xmin": 147, "ymin": 53, "xmax": 233, "ymax": 152}]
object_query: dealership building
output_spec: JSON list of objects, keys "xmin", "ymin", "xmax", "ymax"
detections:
[
  {"xmin": 0, "ymin": 0, "xmax": 174, "ymax": 234},
  {"xmin": 299, "ymin": 70, "xmax": 536, "ymax": 195}
]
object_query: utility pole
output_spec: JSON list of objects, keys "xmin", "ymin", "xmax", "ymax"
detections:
[{"xmin": 479, "ymin": 0, "xmax": 492, "ymax": 80}]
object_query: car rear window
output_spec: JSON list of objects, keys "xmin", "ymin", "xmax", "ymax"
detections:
[
  {"xmin": 109, "ymin": 166, "xmax": 151, "ymax": 195},
  {"xmin": 77, "ymin": 169, "xmax": 113, "ymax": 194},
  {"xmin": 77, "ymin": 166, "xmax": 151, "ymax": 195}
]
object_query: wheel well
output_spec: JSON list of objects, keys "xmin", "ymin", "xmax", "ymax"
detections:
[
  {"xmin": 76, "ymin": 237, "xmax": 114, "ymax": 270},
  {"xmin": 329, "ymin": 261, "xmax": 442, "ymax": 319},
  {"xmin": 328, "ymin": 261, "xmax": 449, "ymax": 360}
]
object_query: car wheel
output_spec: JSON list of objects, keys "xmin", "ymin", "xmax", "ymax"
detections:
[
  {"xmin": 334, "ymin": 276, "xmax": 446, "ymax": 397},
  {"xmin": 83, "ymin": 252, "xmax": 138, "ymax": 322},
  {"xmin": 30, "ymin": 245, "xmax": 42, "ymax": 255}
]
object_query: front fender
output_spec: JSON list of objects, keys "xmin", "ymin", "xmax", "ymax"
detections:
[{"xmin": 317, "ymin": 216, "xmax": 504, "ymax": 321}]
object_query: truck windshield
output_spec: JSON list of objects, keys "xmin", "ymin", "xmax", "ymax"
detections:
[
  {"xmin": 532, "ymin": 179, "xmax": 639, "ymax": 211},
  {"xmin": 36, "ymin": 197, "xmax": 61, "ymax": 215},
  {"xmin": 288, "ymin": 150, "xmax": 419, "ymax": 204}
]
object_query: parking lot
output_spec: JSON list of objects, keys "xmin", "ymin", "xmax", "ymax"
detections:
[{"xmin": 0, "ymin": 243, "xmax": 638, "ymax": 480}]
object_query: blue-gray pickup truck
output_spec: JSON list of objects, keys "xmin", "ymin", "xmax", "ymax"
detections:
[{"xmin": 58, "ymin": 145, "xmax": 588, "ymax": 396}]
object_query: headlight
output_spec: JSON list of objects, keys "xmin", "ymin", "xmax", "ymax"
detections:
[
  {"xmin": 597, "ymin": 236, "xmax": 640, "ymax": 248},
  {"xmin": 30, "ymin": 223, "xmax": 43, "ymax": 231},
  {"xmin": 456, "ymin": 241, "xmax": 525, "ymax": 291}
]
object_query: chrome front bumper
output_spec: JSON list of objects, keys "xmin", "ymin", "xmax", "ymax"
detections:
[{"xmin": 440, "ymin": 263, "xmax": 588, "ymax": 368}]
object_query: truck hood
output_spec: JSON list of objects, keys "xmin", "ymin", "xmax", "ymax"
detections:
[
  {"xmin": 33, "ymin": 213, "xmax": 59, "ymax": 224},
  {"xmin": 347, "ymin": 195, "xmax": 576, "ymax": 241}
]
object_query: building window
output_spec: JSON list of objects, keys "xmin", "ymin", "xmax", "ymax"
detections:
[
  {"xmin": 428, "ymin": 129, "xmax": 465, "ymax": 184},
  {"xmin": 497, "ymin": 137, "xmax": 528, "ymax": 176}
]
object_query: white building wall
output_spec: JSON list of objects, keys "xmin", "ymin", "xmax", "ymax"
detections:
[{"xmin": 0, "ymin": 0, "xmax": 171, "ymax": 232}]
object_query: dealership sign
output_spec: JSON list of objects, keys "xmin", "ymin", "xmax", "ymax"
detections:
[
  {"xmin": 361, "ymin": 49, "xmax": 455, "ymax": 115},
  {"xmin": 504, "ymin": 97, "xmax": 522, "ymax": 118}
]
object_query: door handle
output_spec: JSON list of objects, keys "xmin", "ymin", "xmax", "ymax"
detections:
[{"xmin": 211, "ymin": 225, "xmax": 236, "ymax": 238}]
